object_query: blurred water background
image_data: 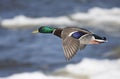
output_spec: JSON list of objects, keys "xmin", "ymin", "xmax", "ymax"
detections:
[{"xmin": 0, "ymin": 0, "xmax": 120, "ymax": 79}]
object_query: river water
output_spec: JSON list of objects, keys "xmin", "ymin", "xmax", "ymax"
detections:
[{"xmin": 0, "ymin": 0, "xmax": 120, "ymax": 79}]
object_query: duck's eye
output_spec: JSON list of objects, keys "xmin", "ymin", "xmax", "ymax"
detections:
[{"xmin": 71, "ymin": 32, "xmax": 85, "ymax": 39}]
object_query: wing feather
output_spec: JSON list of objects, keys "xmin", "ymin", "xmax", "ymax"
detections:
[{"xmin": 62, "ymin": 36, "xmax": 79, "ymax": 61}]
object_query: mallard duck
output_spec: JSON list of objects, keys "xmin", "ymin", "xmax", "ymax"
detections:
[{"xmin": 32, "ymin": 26, "xmax": 107, "ymax": 61}]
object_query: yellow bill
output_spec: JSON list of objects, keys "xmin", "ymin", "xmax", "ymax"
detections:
[{"xmin": 32, "ymin": 30, "xmax": 39, "ymax": 33}]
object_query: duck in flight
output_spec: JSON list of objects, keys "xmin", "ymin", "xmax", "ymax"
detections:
[{"xmin": 32, "ymin": 26, "xmax": 107, "ymax": 61}]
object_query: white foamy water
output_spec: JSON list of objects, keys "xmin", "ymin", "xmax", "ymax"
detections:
[
  {"xmin": 1, "ymin": 15, "xmax": 76, "ymax": 28},
  {"xmin": 1, "ymin": 7, "xmax": 120, "ymax": 32},
  {"xmin": 0, "ymin": 72, "xmax": 73, "ymax": 79},
  {"xmin": 60, "ymin": 58, "xmax": 120, "ymax": 79},
  {"xmin": 1, "ymin": 58, "xmax": 120, "ymax": 79},
  {"xmin": 71, "ymin": 7, "xmax": 120, "ymax": 31}
]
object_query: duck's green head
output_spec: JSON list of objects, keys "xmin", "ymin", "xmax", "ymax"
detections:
[{"xmin": 32, "ymin": 26, "xmax": 55, "ymax": 34}]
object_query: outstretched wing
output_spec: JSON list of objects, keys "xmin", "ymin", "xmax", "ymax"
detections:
[{"xmin": 62, "ymin": 36, "xmax": 79, "ymax": 61}]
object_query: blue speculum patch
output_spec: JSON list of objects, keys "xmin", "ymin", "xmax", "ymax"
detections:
[{"xmin": 71, "ymin": 32, "xmax": 85, "ymax": 39}]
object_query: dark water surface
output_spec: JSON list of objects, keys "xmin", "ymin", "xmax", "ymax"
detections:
[{"xmin": 0, "ymin": 0, "xmax": 120, "ymax": 18}]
